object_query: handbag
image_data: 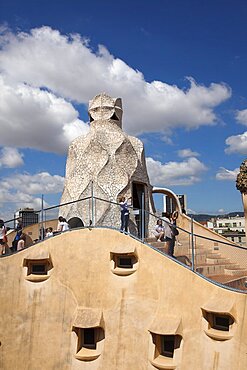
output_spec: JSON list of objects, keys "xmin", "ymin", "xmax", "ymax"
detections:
[{"xmin": 170, "ymin": 224, "xmax": 179, "ymax": 236}]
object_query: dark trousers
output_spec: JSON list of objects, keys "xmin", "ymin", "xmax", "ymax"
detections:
[
  {"xmin": 168, "ymin": 237, "xmax": 175, "ymax": 257},
  {"xmin": 12, "ymin": 239, "xmax": 18, "ymax": 252},
  {"xmin": 121, "ymin": 212, "xmax": 129, "ymax": 232}
]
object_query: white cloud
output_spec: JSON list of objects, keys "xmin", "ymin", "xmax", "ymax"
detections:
[
  {"xmin": 0, "ymin": 171, "xmax": 64, "ymax": 222},
  {"xmin": 236, "ymin": 109, "xmax": 247, "ymax": 125},
  {"xmin": 0, "ymin": 147, "xmax": 24, "ymax": 167},
  {"xmin": 216, "ymin": 167, "xmax": 239, "ymax": 181},
  {"xmin": 0, "ymin": 172, "xmax": 64, "ymax": 195},
  {"xmin": 0, "ymin": 75, "xmax": 89, "ymax": 153},
  {"xmin": 225, "ymin": 131, "xmax": 247, "ymax": 154},
  {"xmin": 146, "ymin": 157, "xmax": 208, "ymax": 186},
  {"xmin": 187, "ymin": 208, "xmax": 197, "ymax": 215},
  {"xmin": 225, "ymin": 110, "xmax": 247, "ymax": 154},
  {"xmin": 218, "ymin": 208, "xmax": 225, "ymax": 214},
  {"xmin": 0, "ymin": 191, "xmax": 49, "ymax": 223},
  {"xmin": 177, "ymin": 148, "xmax": 200, "ymax": 158},
  {"xmin": 161, "ymin": 135, "xmax": 173, "ymax": 145},
  {"xmin": 0, "ymin": 189, "xmax": 43, "ymax": 207},
  {"xmin": 0, "ymin": 26, "xmax": 231, "ymax": 153}
]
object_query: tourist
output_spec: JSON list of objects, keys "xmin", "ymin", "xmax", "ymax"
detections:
[
  {"xmin": 119, "ymin": 196, "xmax": 132, "ymax": 232},
  {"xmin": 154, "ymin": 219, "xmax": 165, "ymax": 242},
  {"xmin": 12, "ymin": 219, "xmax": 23, "ymax": 252},
  {"xmin": 162, "ymin": 212, "xmax": 173, "ymax": 253},
  {"xmin": 17, "ymin": 234, "xmax": 26, "ymax": 251},
  {"xmin": 39, "ymin": 226, "xmax": 45, "ymax": 240},
  {"xmin": 0, "ymin": 219, "xmax": 7, "ymax": 256},
  {"xmin": 57, "ymin": 216, "xmax": 70, "ymax": 232},
  {"xmin": 168, "ymin": 211, "xmax": 179, "ymax": 257},
  {"xmin": 45, "ymin": 227, "xmax": 54, "ymax": 238}
]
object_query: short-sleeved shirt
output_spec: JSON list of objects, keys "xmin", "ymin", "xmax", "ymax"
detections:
[
  {"xmin": 120, "ymin": 201, "xmax": 129, "ymax": 215},
  {"xmin": 46, "ymin": 232, "xmax": 53, "ymax": 238},
  {"xmin": 0, "ymin": 226, "xmax": 6, "ymax": 240},
  {"xmin": 59, "ymin": 222, "xmax": 70, "ymax": 231},
  {"xmin": 162, "ymin": 217, "xmax": 172, "ymax": 239},
  {"xmin": 155, "ymin": 225, "xmax": 164, "ymax": 233}
]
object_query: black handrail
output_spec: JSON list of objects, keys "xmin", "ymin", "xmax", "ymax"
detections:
[
  {"xmin": 3, "ymin": 195, "xmax": 245, "ymax": 250},
  {"xmin": 2, "ymin": 194, "xmax": 247, "ymax": 294}
]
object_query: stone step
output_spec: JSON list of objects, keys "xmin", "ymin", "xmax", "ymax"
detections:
[
  {"xmin": 155, "ymin": 247, "xmax": 167, "ymax": 254},
  {"xmin": 210, "ymin": 274, "xmax": 247, "ymax": 290},
  {"xmin": 189, "ymin": 248, "xmax": 214, "ymax": 255},
  {"xmin": 224, "ymin": 268, "xmax": 247, "ymax": 276},
  {"xmin": 175, "ymin": 246, "xmax": 191, "ymax": 255},
  {"xmin": 225, "ymin": 277, "xmax": 247, "ymax": 290},
  {"xmin": 206, "ymin": 257, "xmax": 231, "ymax": 265},
  {"xmin": 145, "ymin": 237, "xmax": 156, "ymax": 243},
  {"xmin": 175, "ymin": 252, "xmax": 216, "ymax": 264},
  {"xmin": 177, "ymin": 251, "xmax": 228, "ymax": 265},
  {"xmin": 196, "ymin": 263, "xmax": 239, "ymax": 276},
  {"xmin": 205, "ymin": 252, "xmax": 222, "ymax": 259},
  {"xmin": 150, "ymin": 241, "xmax": 167, "ymax": 247},
  {"xmin": 149, "ymin": 242, "xmax": 168, "ymax": 254},
  {"xmin": 177, "ymin": 238, "xmax": 190, "ymax": 245},
  {"xmin": 194, "ymin": 254, "xmax": 207, "ymax": 264},
  {"xmin": 195, "ymin": 243, "xmax": 207, "ymax": 248},
  {"xmin": 176, "ymin": 236, "xmax": 213, "ymax": 248}
]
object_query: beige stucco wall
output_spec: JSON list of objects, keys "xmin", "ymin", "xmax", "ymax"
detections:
[{"xmin": 0, "ymin": 228, "xmax": 246, "ymax": 370}]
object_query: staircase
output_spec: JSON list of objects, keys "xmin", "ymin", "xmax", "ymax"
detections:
[{"xmin": 145, "ymin": 234, "xmax": 247, "ymax": 291}]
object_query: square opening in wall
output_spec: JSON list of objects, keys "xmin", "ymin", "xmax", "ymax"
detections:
[
  {"xmin": 161, "ymin": 335, "xmax": 176, "ymax": 358},
  {"xmin": 31, "ymin": 263, "xmax": 47, "ymax": 275},
  {"xmin": 110, "ymin": 251, "xmax": 138, "ymax": 275},
  {"xmin": 152, "ymin": 333, "xmax": 182, "ymax": 359},
  {"xmin": 75, "ymin": 327, "xmax": 105, "ymax": 353},
  {"xmin": 117, "ymin": 256, "xmax": 133, "ymax": 268},
  {"xmin": 213, "ymin": 315, "xmax": 231, "ymax": 331},
  {"xmin": 202, "ymin": 308, "xmax": 235, "ymax": 340},
  {"xmin": 23, "ymin": 256, "xmax": 53, "ymax": 282},
  {"xmin": 83, "ymin": 328, "xmax": 96, "ymax": 349}
]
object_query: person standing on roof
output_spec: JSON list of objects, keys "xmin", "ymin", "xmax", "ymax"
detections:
[
  {"xmin": 168, "ymin": 211, "xmax": 179, "ymax": 258},
  {"xmin": 12, "ymin": 219, "xmax": 22, "ymax": 252},
  {"xmin": 119, "ymin": 196, "xmax": 132, "ymax": 232}
]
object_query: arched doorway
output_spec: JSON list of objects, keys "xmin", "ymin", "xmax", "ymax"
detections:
[{"xmin": 68, "ymin": 217, "xmax": 84, "ymax": 229}]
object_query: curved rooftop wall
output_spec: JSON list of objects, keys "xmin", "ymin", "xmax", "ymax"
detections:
[{"xmin": 0, "ymin": 228, "xmax": 247, "ymax": 370}]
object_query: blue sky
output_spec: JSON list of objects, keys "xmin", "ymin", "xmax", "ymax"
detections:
[{"xmin": 0, "ymin": 0, "xmax": 246, "ymax": 220}]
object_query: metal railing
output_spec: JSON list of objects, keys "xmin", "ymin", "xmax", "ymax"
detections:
[{"xmin": 2, "ymin": 195, "xmax": 247, "ymax": 293}]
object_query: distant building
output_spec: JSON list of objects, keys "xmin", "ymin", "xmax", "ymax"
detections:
[
  {"xmin": 207, "ymin": 215, "xmax": 245, "ymax": 234},
  {"xmin": 15, "ymin": 208, "xmax": 39, "ymax": 227},
  {"xmin": 206, "ymin": 215, "xmax": 245, "ymax": 246},
  {"xmin": 163, "ymin": 194, "xmax": 187, "ymax": 214}
]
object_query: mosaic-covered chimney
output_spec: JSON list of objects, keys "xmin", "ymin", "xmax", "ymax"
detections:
[{"xmin": 60, "ymin": 93, "xmax": 155, "ymax": 236}]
